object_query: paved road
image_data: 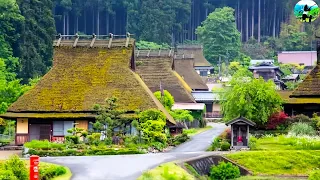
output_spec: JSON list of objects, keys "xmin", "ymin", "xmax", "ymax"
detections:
[
  {"xmin": 41, "ymin": 123, "xmax": 227, "ymax": 180},
  {"xmin": 169, "ymin": 123, "xmax": 227, "ymax": 152}
]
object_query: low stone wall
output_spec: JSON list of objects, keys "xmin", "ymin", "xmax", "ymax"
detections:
[{"xmin": 178, "ymin": 154, "xmax": 251, "ymax": 176}]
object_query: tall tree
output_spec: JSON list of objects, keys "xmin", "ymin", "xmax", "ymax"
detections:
[
  {"xmin": 16, "ymin": 0, "xmax": 56, "ymax": 83},
  {"xmin": 196, "ymin": 7, "xmax": 241, "ymax": 64},
  {"xmin": 221, "ymin": 68, "xmax": 283, "ymax": 126}
]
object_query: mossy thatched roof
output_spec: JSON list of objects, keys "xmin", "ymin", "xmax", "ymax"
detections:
[
  {"xmin": 177, "ymin": 45, "xmax": 212, "ymax": 67},
  {"xmin": 136, "ymin": 57, "xmax": 195, "ymax": 103},
  {"xmin": 5, "ymin": 45, "xmax": 175, "ymax": 124},
  {"xmin": 174, "ymin": 59, "xmax": 208, "ymax": 90},
  {"xmin": 278, "ymin": 91, "xmax": 320, "ymax": 104},
  {"xmin": 290, "ymin": 65, "xmax": 320, "ymax": 97}
]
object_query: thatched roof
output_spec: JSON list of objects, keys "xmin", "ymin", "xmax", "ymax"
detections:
[
  {"xmin": 290, "ymin": 64, "xmax": 320, "ymax": 97},
  {"xmin": 136, "ymin": 57, "xmax": 195, "ymax": 103},
  {"xmin": 177, "ymin": 45, "xmax": 212, "ymax": 67},
  {"xmin": 3, "ymin": 41, "xmax": 175, "ymax": 124},
  {"xmin": 174, "ymin": 59, "xmax": 208, "ymax": 90},
  {"xmin": 278, "ymin": 91, "xmax": 320, "ymax": 104}
]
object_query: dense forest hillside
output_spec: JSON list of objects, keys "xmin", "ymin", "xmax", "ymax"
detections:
[
  {"xmin": 1, "ymin": 0, "xmax": 320, "ymax": 83},
  {"xmin": 53, "ymin": 0, "xmax": 294, "ymax": 43}
]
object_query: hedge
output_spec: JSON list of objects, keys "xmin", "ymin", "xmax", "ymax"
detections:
[{"xmin": 27, "ymin": 148, "xmax": 145, "ymax": 157}]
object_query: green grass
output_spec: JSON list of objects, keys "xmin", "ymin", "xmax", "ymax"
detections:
[
  {"xmin": 52, "ymin": 166, "xmax": 72, "ymax": 180},
  {"xmin": 236, "ymin": 176, "xmax": 306, "ymax": 180},
  {"xmin": 138, "ymin": 162, "xmax": 195, "ymax": 180},
  {"xmin": 183, "ymin": 126, "xmax": 212, "ymax": 136},
  {"xmin": 226, "ymin": 151, "xmax": 320, "ymax": 176},
  {"xmin": 250, "ymin": 135, "xmax": 320, "ymax": 150}
]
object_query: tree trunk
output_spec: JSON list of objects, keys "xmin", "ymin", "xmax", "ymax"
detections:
[
  {"xmin": 258, "ymin": 0, "xmax": 261, "ymax": 42},
  {"xmin": 263, "ymin": 0, "xmax": 266, "ymax": 36},
  {"xmin": 63, "ymin": 14, "xmax": 66, "ymax": 36},
  {"xmin": 92, "ymin": 9, "xmax": 95, "ymax": 34},
  {"xmin": 97, "ymin": 10, "xmax": 100, "ymax": 35},
  {"xmin": 246, "ymin": 7, "xmax": 249, "ymax": 41},
  {"xmin": 84, "ymin": 11, "xmax": 87, "ymax": 34},
  {"xmin": 106, "ymin": 12, "xmax": 109, "ymax": 34},
  {"xmin": 237, "ymin": 0, "xmax": 240, "ymax": 29},
  {"xmin": 273, "ymin": 0, "xmax": 276, "ymax": 37},
  {"xmin": 113, "ymin": 12, "xmax": 116, "ymax": 34},
  {"xmin": 240, "ymin": 11, "xmax": 243, "ymax": 41},
  {"xmin": 67, "ymin": 13, "xmax": 69, "ymax": 36},
  {"xmin": 76, "ymin": 16, "xmax": 79, "ymax": 33},
  {"xmin": 251, "ymin": 0, "xmax": 254, "ymax": 39}
]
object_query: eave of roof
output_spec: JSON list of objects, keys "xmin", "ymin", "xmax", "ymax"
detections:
[
  {"xmin": 278, "ymin": 91, "xmax": 320, "ymax": 104},
  {"xmin": 225, "ymin": 117, "xmax": 256, "ymax": 126},
  {"xmin": 172, "ymin": 103, "xmax": 205, "ymax": 110}
]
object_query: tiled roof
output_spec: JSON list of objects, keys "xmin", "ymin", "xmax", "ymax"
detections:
[{"xmin": 250, "ymin": 59, "xmax": 274, "ymax": 65}]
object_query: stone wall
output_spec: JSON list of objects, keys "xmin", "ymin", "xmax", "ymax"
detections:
[{"xmin": 180, "ymin": 154, "xmax": 251, "ymax": 176}]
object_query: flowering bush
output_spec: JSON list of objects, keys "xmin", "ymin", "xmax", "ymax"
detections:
[
  {"xmin": 266, "ymin": 111, "xmax": 288, "ymax": 130},
  {"xmin": 218, "ymin": 128, "xmax": 231, "ymax": 143}
]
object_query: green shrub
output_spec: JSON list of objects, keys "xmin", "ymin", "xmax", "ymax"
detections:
[
  {"xmin": 289, "ymin": 123, "xmax": 316, "ymax": 136},
  {"xmin": 65, "ymin": 135, "xmax": 80, "ymax": 144},
  {"xmin": 309, "ymin": 170, "xmax": 320, "ymax": 180},
  {"xmin": 220, "ymin": 141, "xmax": 231, "ymax": 151},
  {"xmin": 173, "ymin": 132, "xmax": 190, "ymax": 146},
  {"xmin": 24, "ymin": 140, "xmax": 65, "ymax": 150},
  {"xmin": 27, "ymin": 148, "xmax": 145, "ymax": 157},
  {"xmin": 151, "ymin": 142, "xmax": 167, "ymax": 151},
  {"xmin": 0, "ymin": 170, "xmax": 17, "ymax": 180},
  {"xmin": 248, "ymin": 135, "xmax": 257, "ymax": 149},
  {"xmin": 4, "ymin": 155, "xmax": 28, "ymax": 180},
  {"xmin": 210, "ymin": 161, "xmax": 240, "ymax": 180},
  {"xmin": 40, "ymin": 163, "xmax": 67, "ymax": 180},
  {"xmin": 87, "ymin": 133, "xmax": 101, "ymax": 146}
]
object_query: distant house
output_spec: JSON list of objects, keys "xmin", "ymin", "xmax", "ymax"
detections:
[
  {"xmin": 191, "ymin": 91, "xmax": 222, "ymax": 119},
  {"xmin": 177, "ymin": 45, "xmax": 214, "ymax": 77},
  {"xmin": 282, "ymin": 74, "xmax": 300, "ymax": 83},
  {"xmin": 278, "ymin": 51, "xmax": 317, "ymax": 67},
  {"xmin": 248, "ymin": 62, "xmax": 286, "ymax": 90},
  {"xmin": 135, "ymin": 51, "xmax": 195, "ymax": 103},
  {"xmin": 250, "ymin": 59, "xmax": 274, "ymax": 66},
  {"xmin": 0, "ymin": 37, "xmax": 176, "ymax": 145},
  {"xmin": 174, "ymin": 58, "xmax": 209, "ymax": 91}
]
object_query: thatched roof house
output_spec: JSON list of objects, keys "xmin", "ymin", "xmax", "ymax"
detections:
[
  {"xmin": 177, "ymin": 45, "xmax": 213, "ymax": 77},
  {"xmin": 135, "ymin": 50, "xmax": 195, "ymax": 103},
  {"xmin": 1, "ymin": 36, "xmax": 175, "ymax": 145},
  {"xmin": 174, "ymin": 58, "xmax": 208, "ymax": 91}
]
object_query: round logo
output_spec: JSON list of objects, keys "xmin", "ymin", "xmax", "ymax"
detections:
[{"xmin": 294, "ymin": 0, "xmax": 320, "ymax": 22}]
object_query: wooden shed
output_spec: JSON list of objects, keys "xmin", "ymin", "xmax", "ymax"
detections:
[{"xmin": 226, "ymin": 117, "xmax": 256, "ymax": 149}]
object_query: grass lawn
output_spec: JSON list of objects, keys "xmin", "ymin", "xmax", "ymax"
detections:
[
  {"xmin": 251, "ymin": 135, "xmax": 320, "ymax": 150},
  {"xmin": 138, "ymin": 162, "xmax": 195, "ymax": 180},
  {"xmin": 183, "ymin": 126, "xmax": 213, "ymax": 136},
  {"xmin": 52, "ymin": 166, "xmax": 72, "ymax": 180},
  {"xmin": 226, "ymin": 151, "xmax": 320, "ymax": 176},
  {"xmin": 236, "ymin": 176, "xmax": 306, "ymax": 180}
]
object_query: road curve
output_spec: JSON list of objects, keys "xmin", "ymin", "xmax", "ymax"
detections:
[
  {"xmin": 41, "ymin": 123, "xmax": 227, "ymax": 180},
  {"xmin": 169, "ymin": 122, "xmax": 227, "ymax": 152}
]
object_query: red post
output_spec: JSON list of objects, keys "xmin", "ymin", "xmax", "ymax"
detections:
[{"xmin": 30, "ymin": 155, "xmax": 40, "ymax": 180}]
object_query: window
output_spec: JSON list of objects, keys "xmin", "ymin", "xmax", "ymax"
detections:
[
  {"xmin": 53, "ymin": 121, "xmax": 74, "ymax": 136},
  {"xmin": 200, "ymin": 70, "xmax": 208, "ymax": 76}
]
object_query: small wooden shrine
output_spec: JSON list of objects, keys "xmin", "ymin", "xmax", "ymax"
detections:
[{"xmin": 226, "ymin": 117, "xmax": 256, "ymax": 149}]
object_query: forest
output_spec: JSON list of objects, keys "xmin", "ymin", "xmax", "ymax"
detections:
[{"xmin": 1, "ymin": 0, "xmax": 320, "ymax": 113}]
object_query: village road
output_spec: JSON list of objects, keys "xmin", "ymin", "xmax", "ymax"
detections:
[
  {"xmin": 169, "ymin": 122, "xmax": 227, "ymax": 152},
  {"xmin": 41, "ymin": 123, "xmax": 227, "ymax": 180}
]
